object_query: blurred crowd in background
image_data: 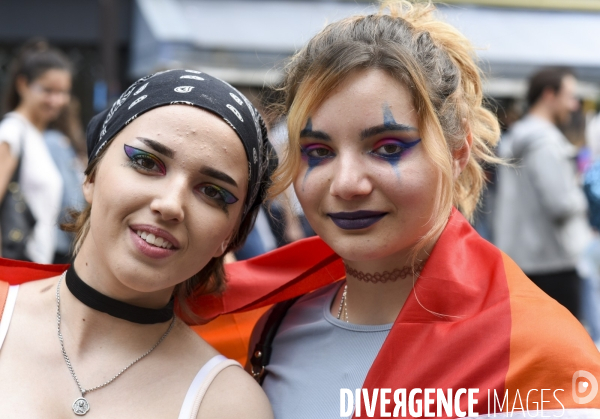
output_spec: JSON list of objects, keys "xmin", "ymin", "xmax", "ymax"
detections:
[{"xmin": 1, "ymin": 0, "xmax": 600, "ymax": 343}]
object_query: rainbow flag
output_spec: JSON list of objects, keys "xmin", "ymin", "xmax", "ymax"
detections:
[
  {"xmin": 189, "ymin": 209, "xmax": 600, "ymax": 417},
  {"xmin": 2, "ymin": 210, "xmax": 599, "ymax": 416}
]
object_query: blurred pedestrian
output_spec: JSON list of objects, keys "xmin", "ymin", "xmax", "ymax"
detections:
[
  {"xmin": 44, "ymin": 98, "xmax": 87, "ymax": 264},
  {"xmin": 494, "ymin": 67, "xmax": 591, "ymax": 318},
  {"xmin": 579, "ymin": 111, "xmax": 600, "ymax": 343},
  {"xmin": 0, "ymin": 39, "xmax": 74, "ymax": 263}
]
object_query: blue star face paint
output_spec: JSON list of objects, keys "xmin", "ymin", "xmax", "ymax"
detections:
[
  {"xmin": 300, "ymin": 143, "xmax": 335, "ymax": 168},
  {"xmin": 383, "ymin": 103, "xmax": 396, "ymax": 127},
  {"xmin": 299, "ymin": 118, "xmax": 335, "ymax": 187}
]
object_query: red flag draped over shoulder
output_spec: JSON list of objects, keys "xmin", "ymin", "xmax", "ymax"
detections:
[
  {"xmin": 3, "ymin": 209, "xmax": 600, "ymax": 415},
  {"xmin": 192, "ymin": 209, "xmax": 600, "ymax": 416}
]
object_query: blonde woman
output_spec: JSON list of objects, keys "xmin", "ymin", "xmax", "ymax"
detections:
[{"xmin": 190, "ymin": 2, "xmax": 600, "ymax": 418}]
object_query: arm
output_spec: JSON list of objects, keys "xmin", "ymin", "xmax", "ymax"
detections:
[
  {"xmin": 0, "ymin": 142, "xmax": 18, "ymax": 204},
  {"xmin": 196, "ymin": 365, "xmax": 274, "ymax": 419},
  {"xmin": 524, "ymin": 139, "xmax": 587, "ymax": 222},
  {"xmin": 0, "ymin": 142, "xmax": 19, "ymax": 254}
]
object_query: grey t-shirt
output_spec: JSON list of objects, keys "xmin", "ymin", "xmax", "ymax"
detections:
[{"xmin": 262, "ymin": 282, "xmax": 392, "ymax": 419}]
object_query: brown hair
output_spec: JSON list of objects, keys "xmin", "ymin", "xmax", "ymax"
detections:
[
  {"xmin": 2, "ymin": 38, "xmax": 72, "ymax": 114},
  {"xmin": 526, "ymin": 66, "xmax": 574, "ymax": 107},
  {"xmin": 268, "ymin": 0, "xmax": 501, "ymax": 260},
  {"xmin": 63, "ymin": 122, "xmax": 271, "ymax": 322}
]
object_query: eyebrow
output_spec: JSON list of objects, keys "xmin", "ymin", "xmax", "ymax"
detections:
[
  {"xmin": 360, "ymin": 123, "xmax": 418, "ymax": 141},
  {"xmin": 200, "ymin": 167, "xmax": 238, "ymax": 188},
  {"xmin": 299, "ymin": 128, "xmax": 331, "ymax": 142},
  {"xmin": 136, "ymin": 137, "xmax": 175, "ymax": 158}
]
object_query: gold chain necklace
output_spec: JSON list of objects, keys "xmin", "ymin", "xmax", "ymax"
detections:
[{"xmin": 336, "ymin": 284, "xmax": 349, "ymax": 323}]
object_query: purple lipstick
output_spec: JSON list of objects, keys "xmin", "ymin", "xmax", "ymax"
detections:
[{"xmin": 328, "ymin": 210, "xmax": 387, "ymax": 230}]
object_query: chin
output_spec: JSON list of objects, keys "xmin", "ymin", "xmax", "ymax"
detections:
[{"xmin": 325, "ymin": 237, "xmax": 396, "ymax": 263}]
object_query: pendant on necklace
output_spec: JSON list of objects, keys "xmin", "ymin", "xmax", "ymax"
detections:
[{"xmin": 72, "ymin": 397, "xmax": 90, "ymax": 415}]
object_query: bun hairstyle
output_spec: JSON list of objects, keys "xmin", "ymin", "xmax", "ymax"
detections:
[
  {"xmin": 2, "ymin": 38, "xmax": 72, "ymax": 114},
  {"xmin": 269, "ymin": 0, "xmax": 501, "ymax": 255}
]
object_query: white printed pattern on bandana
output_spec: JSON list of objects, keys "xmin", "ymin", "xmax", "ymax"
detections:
[
  {"xmin": 134, "ymin": 83, "xmax": 149, "ymax": 95},
  {"xmin": 229, "ymin": 93, "xmax": 243, "ymax": 106},
  {"xmin": 128, "ymin": 95, "xmax": 147, "ymax": 110},
  {"xmin": 175, "ymin": 86, "xmax": 195, "ymax": 93},
  {"xmin": 226, "ymin": 104, "xmax": 243, "ymax": 122},
  {"xmin": 180, "ymin": 75, "xmax": 204, "ymax": 81}
]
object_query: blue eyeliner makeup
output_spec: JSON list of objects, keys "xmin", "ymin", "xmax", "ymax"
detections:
[
  {"xmin": 370, "ymin": 138, "xmax": 421, "ymax": 165},
  {"xmin": 124, "ymin": 144, "xmax": 166, "ymax": 174},
  {"xmin": 200, "ymin": 184, "xmax": 239, "ymax": 205},
  {"xmin": 300, "ymin": 144, "xmax": 334, "ymax": 168}
]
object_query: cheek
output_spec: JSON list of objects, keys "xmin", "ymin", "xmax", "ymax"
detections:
[
  {"xmin": 293, "ymin": 169, "xmax": 327, "ymax": 212},
  {"xmin": 93, "ymin": 165, "xmax": 145, "ymax": 219}
]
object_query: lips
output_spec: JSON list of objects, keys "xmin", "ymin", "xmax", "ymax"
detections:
[
  {"xmin": 129, "ymin": 224, "xmax": 180, "ymax": 259},
  {"xmin": 327, "ymin": 210, "xmax": 387, "ymax": 230},
  {"xmin": 130, "ymin": 224, "xmax": 180, "ymax": 248}
]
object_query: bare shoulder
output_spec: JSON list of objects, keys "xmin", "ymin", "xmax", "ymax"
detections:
[
  {"xmin": 17, "ymin": 276, "xmax": 60, "ymax": 312},
  {"xmin": 196, "ymin": 363, "xmax": 273, "ymax": 419}
]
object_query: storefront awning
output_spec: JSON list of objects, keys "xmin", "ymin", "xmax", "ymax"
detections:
[{"xmin": 131, "ymin": 0, "xmax": 600, "ymax": 97}]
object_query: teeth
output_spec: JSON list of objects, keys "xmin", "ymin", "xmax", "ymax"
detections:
[
  {"xmin": 136, "ymin": 230, "xmax": 174, "ymax": 249},
  {"xmin": 146, "ymin": 233, "xmax": 156, "ymax": 245}
]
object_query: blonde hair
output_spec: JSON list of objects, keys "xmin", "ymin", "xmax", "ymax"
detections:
[{"xmin": 268, "ymin": 0, "xmax": 501, "ymax": 260}]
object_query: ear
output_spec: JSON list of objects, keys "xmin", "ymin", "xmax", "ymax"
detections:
[
  {"xmin": 452, "ymin": 120, "xmax": 472, "ymax": 180},
  {"xmin": 15, "ymin": 75, "xmax": 29, "ymax": 98},
  {"xmin": 541, "ymin": 86, "xmax": 558, "ymax": 102},
  {"xmin": 212, "ymin": 236, "xmax": 231, "ymax": 258},
  {"xmin": 82, "ymin": 175, "xmax": 95, "ymax": 205}
]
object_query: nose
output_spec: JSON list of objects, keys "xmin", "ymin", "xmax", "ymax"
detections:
[
  {"xmin": 48, "ymin": 93, "xmax": 69, "ymax": 109},
  {"xmin": 329, "ymin": 153, "xmax": 373, "ymax": 200},
  {"xmin": 149, "ymin": 177, "xmax": 186, "ymax": 222}
]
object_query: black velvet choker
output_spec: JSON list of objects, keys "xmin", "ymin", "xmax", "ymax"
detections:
[{"xmin": 65, "ymin": 265, "xmax": 175, "ymax": 324}]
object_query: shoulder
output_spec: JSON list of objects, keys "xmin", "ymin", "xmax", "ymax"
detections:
[
  {"xmin": 0, "ymin": 114, "xmax": 25, "ymax": 155},
  {"xmin": 197, "ymin": 362, "xmax": 273, "ymax": 419},
  {"xmin": 501, "ymin": 255, "xmax": 600, "ymax": 402}
]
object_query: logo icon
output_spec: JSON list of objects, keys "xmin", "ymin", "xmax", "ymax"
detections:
[{"xmin": 573, "ymin": 370, "xmax": 598, "ymax": 404}]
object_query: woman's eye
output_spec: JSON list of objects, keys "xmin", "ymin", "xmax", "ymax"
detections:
[
  {"xmin": 371, "ymin": 138, "xmax": 421, "ymax": 160},
  {"xmin": 200, "ymin": 184, "xmax": 239, "ymax": 206},
  {"xmin": 300, "ymin": 144, "xmax": 335, "ymax": 164},
  {"xmin": 309, "ymin": 147, "xmax": 332, "ymax": 158},
  {"xmin": 374, "ymin": 144, "xmax": 404, "ymax": 155},
  {"xmin": 135, "ymin": 157, "xmax": 157, "ymax": 170},
  {"xmin": 124, "ymin": 145, "xmax": 166, "ymax": 174}
]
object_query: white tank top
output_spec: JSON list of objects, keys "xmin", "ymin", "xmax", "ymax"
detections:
[{"xmin": 0, "ymin": 285, "xmax": 238, "ymax": 419}]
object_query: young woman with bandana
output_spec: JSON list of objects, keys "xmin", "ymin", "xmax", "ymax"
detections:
[
  {"xmin": 188, "ymin": 2, "xmax": 600, "ymax": 418},
  {"xmin": 0, "ymin": 70, "xmax": 275, "ymax": 418}
]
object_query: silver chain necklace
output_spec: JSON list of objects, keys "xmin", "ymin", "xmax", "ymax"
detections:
[{"xmin": 56, "ymin": 272, "xmax": 176, "ymax": 416}]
